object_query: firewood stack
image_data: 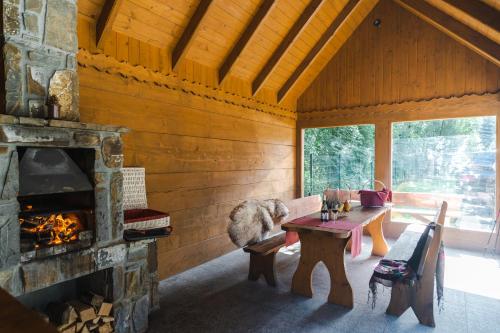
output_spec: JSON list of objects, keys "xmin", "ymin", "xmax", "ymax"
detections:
[{"xmin": 44, "ymin": 292, "xmax": 114, "ymax": 333}]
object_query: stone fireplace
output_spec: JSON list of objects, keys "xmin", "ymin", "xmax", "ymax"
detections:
[
  {"xmin": 0, "ymin": 105, "xmax": 160, "ymax": 333},
  {"xmin": 0, "ymin": 1, "xmax": 159, "ymax": 332}
]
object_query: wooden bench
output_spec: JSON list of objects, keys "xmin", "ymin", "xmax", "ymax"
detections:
[
  {"xmin": 242, "ymin": 195, "xmax": 322, "ymax": 286},
  {"xmin": 384, "ymin": 201, "xmax": 448, "ymax": 327}
]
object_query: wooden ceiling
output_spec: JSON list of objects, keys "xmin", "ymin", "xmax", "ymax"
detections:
[{"xmin": 78, "ymin": 0, "xmax": 500, "ymax": 105}]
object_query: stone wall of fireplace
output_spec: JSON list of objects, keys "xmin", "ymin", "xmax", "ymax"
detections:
[{"xmin": 3, "ymin": 0, "xmax": 79, "ymax": 120}]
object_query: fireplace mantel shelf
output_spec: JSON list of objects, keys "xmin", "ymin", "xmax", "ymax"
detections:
[{"xmin": 0, "ymin": 115, "xmax": 129, "ymax": 133}]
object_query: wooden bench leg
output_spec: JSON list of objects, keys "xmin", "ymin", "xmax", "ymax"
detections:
[
  {"xmin": 386, "ymin": 283, "xmax": 411, "ymax": 317},
  {"xmin": 248, "ymin": 252, "xmax": 277, "ymax": 286}
]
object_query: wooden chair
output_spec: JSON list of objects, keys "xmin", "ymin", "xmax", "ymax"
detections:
[
  {"xmin": 385, "ymin": 201, "xmax": 447, "ymax": 327},
  {"xmin": 242, "ymin": 195, "xmax": 321, "ymax": 286}
]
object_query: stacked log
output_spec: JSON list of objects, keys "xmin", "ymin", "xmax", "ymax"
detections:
[{"xmin": 44, "ymin": 293, "xmax": 114, "ymax": 333}]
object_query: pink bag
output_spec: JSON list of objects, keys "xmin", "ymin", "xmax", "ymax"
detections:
[{"xmin": 359, "ymin": 180, "xmax": 392, "ymax": 207}]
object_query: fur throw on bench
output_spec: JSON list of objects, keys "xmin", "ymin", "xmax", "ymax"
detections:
[{"xmin": 228, "ymin": 199, "xmax": 289, "ymax": 247}]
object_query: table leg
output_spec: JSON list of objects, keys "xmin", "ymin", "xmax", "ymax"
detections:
[
  {"xmin": 365, "ymin": 212, "xmax": 389, "ymax": 256},
  {"xmin": 291, "ymin": 232, "xmax": 318, "ymax": 298},
  {"xmin": 291, "ymin": 231, "xmax": 353, "ymax": 308},
  {"xmin": 323, "ymin": 236, "xmax": 353, "ymax": 308}
]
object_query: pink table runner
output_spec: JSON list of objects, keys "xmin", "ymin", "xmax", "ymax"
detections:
[{"xmin": 285, "ymin": 216, "xmax": 363, "ymax": 258}]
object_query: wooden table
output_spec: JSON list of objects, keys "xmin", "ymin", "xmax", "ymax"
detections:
[{"xmin": 281, "ymin": 205, "xmax": 389, "ymax": 308}]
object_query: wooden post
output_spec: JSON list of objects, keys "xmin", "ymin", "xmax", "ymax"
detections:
[
  {"xmin": 496, "ymin": 114, "xmax": 500, "ymax": 253},
  {"xmin": 296, "ymin": 128, "xmax": 304, "ymax": 198},
  {"xmin": 375, "ymin": 121, "xmax": 392, "ymax": 226},
  {"xmin": 375, "ymin": 121, "xmax": 392, "ymax": 189}
]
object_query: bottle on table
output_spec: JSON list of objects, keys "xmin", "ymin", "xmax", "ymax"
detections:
[{"xmin": 321, "ymin": 197, "xmax": 329, "ymax": 222}]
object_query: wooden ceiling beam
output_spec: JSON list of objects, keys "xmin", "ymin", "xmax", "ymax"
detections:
[
  {"xmin": 482, "ymin": 0, "xmax": 500, "ymax": 11},
  {"xmin": 277, "ymin": 0, "xmax": 361, "ymax": 103},
  {"xmin": 443, "ymin": 0, "xmax": 500, "ymax": 31},
  {"xmin": 252, "ymin": 0, "xmax": 325, "ymax": 96},
  {"xmin": 429, "ymin": 0, "xmax": 500, "ymax": 43},
  {"xmin": 96, "ymin": 0, "xmax": 125, "ymax": 49},
  {"xmin": 394, "ymin": 0, "xmax": 500, "ymax": 66},
  {"xmin": 218, "ymin": 0, "xmax": 276, "ymax": 85},
  {"xmin": 172, "ymin": 0, "xmax": 214, "ymax": 71}
]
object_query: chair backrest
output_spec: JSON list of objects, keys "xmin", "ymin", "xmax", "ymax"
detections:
[
  {"xmin": 419, "ymin": 201, "xmax": 447, "ymax": 279},
  {"xmin": 414, "ymin": 226, "xmax": 434, "ymax": 277}
]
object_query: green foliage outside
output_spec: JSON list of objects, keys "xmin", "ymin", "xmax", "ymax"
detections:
[
  {"xmin": 392, "ymin": 117, "xmax": 495, "ymax": 195},
  {"xmin": 304, "ymin": 117, "xmax": 495, "ymax": 199},
  {"xmin": 304, "ymin": 125, "xmax": 375, "ymax": 195}
]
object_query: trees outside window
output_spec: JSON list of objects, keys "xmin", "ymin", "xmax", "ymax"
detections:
[
  {"xmin": 392, "ymin": 117, "xmax": 496, "ymax": 231},
  {"xmin": 303, "ymin": 125, "xmax": 375, "ymax": 196}
]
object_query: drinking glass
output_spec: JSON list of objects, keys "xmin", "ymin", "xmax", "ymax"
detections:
[{"xmin": 332, "ymin": 204, "xmax": 339, "ymax": 221}]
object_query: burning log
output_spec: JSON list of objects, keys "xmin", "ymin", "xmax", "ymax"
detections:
[
  {"xmin": 20, "ymin": 228, "xmax": 39, "ymax": 239},
  {"xmin": 20, "ymin": 218, "xmax": 40, "ymax": 228},
  {"xmin": 19, "ymin": 212, "xmax": 84, "ymax": 249},
  {"xmin": 38, "ymin": 230, "xmax": 54, "ymax": 242}
]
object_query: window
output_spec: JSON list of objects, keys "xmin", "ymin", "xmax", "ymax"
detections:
[
  {"xmin": 304, "ymin": 125, "xmax": 375, "ymax": 196},
  {"xmin": 392, "ymin": 117, "xmax": 496, "ymax": 231}
]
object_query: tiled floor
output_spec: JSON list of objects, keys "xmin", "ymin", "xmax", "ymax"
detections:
[{"xmin": 148, "ymin": 238, "xmax": 500, "ymax": 333}]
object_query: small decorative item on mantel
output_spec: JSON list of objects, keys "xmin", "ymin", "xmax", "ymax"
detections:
[
  {"xmin": 46, "ymin": 95, "xmax": 60, "ymax": 119},
  {"xmin": 122, "ymin": 167, "xmax": 172, "ymax": 241}
]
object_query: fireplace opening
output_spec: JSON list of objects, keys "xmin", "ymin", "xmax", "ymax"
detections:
[{"xmin": 17, "ymin": 148, "xmax": 96, "ymax": 258}]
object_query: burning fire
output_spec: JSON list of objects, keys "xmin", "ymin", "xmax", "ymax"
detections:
[{"xmin": 20, "ymin": 213, "xmax": 83, "ymax": 246}]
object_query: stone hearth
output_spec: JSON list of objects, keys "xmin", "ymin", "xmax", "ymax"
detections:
[{"xmin": 0, "ymin": 116, "xmax": 159, "ymax": 333}]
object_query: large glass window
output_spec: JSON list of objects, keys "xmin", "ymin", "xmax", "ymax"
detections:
[
  {"xmin": 392, "ymin": 117, "xmax": 496, "ymax": 231},
  {"xmin": 304, "ymin": 125, "xmax": 375, "ymax": 196}
]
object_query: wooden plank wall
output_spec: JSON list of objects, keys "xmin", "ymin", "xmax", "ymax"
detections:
[
  {"xmin": 297, "ymin": 0, "xmax": 500, "ymax": 112},
  {"xmin": 77, "ymin": 18, "xmax": 296, "ymax": 279}
]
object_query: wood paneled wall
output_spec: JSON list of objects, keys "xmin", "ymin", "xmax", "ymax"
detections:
[
  {"xmin": 77, "ymin": 17, "xmax": 296, "ymax": 279},
  {"xmin": 297, "ymin": 0, "xmax": 500, "ymax": 111}
]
